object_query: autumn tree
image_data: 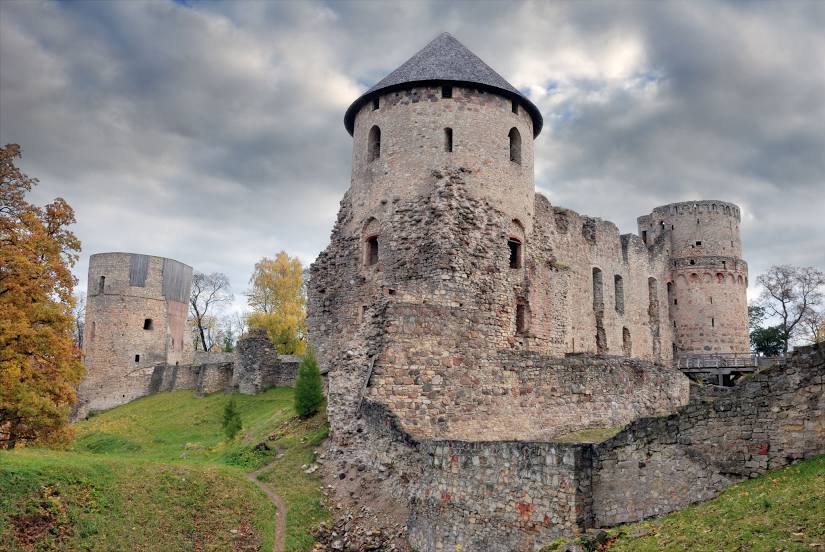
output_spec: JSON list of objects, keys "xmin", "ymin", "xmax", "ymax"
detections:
[
  {"xmin": 247, "ymin": 252, "xmax": 306, "ymax": 355},
  {"xmin": 756, "ymin": 265, "xmax": 825, "ymax": 353},
  {"xmin": 0, "ymin": 144, "xmax": 84, "ymax": 449},
  {"xmin": 189, "ymin": 272, "xmax": 232, "ymax": 351}
]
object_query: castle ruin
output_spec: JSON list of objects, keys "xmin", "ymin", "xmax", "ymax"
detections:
[
  {"xmin": 75, "ymin": 253, "xmax": 299, "ymax": 419},
  {"xmin": 77, "ymin": 252, "xmax": 193, "ymax": 416},
  {"xmin": 307, "ymin": 33, "xmax": 823, "ymax": 550}
]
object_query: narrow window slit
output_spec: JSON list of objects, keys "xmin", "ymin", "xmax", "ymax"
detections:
[{"xmin": 508, "ymin": 238, "xmax": 522, "ymax": 269}]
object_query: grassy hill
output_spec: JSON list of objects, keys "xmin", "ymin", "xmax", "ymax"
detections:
[{"xmin": 0, "ymin": 388, "xmax": 329, "ymax": 552}]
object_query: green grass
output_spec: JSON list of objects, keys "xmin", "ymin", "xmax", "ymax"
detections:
[
  {"xmin": 554, "ymin": 425, "xmax": 623, "ymax": 443},
  {"xmin": 0, "ymin": 388, "xmax": 330, "ymax": 552},
  {"xmin": 256, "ymin": 413, "xmax": 330, "ymax": 552},
  {"xmin": 602, "ymin": 454, "xmax": 825, "ymax": 551},
  {"xmin": 74, "ymin": 388, "xmax": 297, "ymax": 469}
]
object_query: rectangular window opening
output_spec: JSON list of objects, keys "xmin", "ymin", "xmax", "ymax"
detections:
[
  {"xmin": 711, "ymin": 317, "xmax": 715, "ymax": 327},
  {"xmin": 372, "ymin": 97, "xmax": 379, "ymax": 111},
  {"xmin": 99, "ymin": 276, "xmax": 105, "ymax": 294},
  {"xmin": 365, "ymin": 236, "xmax": 379, "ymax": 266},
  {"xmin": 442, "ymin": 86, "xmax": 452, "ymax": 98},
  {"xmin": 134, "ymin": 354, "xmax": 140, "ymax": 363},
  {"xmin": 516, "ymin": 303, "xmax": 527, "ymax": 334},
  {"xmin": 641, "ymin": 230, "xmax": 647, "ymax": 244},
  {"xmin": 696, "ymin": 241, "xmax": 702, "ymax": 246},
  {"xmin": 508, "ymin": 238, "xmax": 522, "ymax": 269},
  {"xmin": 511, "ymin": 99, "xmax": 518, "ymax": 114},
  {"xmin": 444, "ymin": 128, "xmax": 453, "ymax": 152},
  {"xmin": 143, "ymin": 318, "xmax": 153, "ymax": 330}
]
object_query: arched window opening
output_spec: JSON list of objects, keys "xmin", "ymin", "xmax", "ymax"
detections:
[
  {"xmin": 592, "ymin": 268, "xmax": 604, "ymax": 312},
  {"xmin": 99, "ymin": 276, "xmax": 105, "ymax": 294},
  {"xmin": 622, "ymin": 327, "xmax": 631, "ymax": 357},
  {"xmin": 614, "ymin": 275, "xmax": 625, "ymax": 315},
  {"xmin": 648, "ymin": 277, "xmax": 659, "ymax": 320},
  {"xmin": 368, "ymin": 125, "xmax": 381, "ymax": 161},
  {"xmin": 365, "ymin": 235, "xmax": 379, "ymax": 266},
  {"xmin": 442, "ymin": 86, "xmax": 452, "ymax": 99},
  {"xmin": 516, "ymin": 301, "xmax": 528, "ymax": 334},
  {"xmin": 444, "ymin": 128, "xmax": 453, "ymax": 153},
  {"xmin": 508, "ymin": 127, "xmax": 521, "ymax": 164},
  {"xmin": 143, "ymin": 318, "xmax": 153, "ymax": 330},
  {"xmin": 508, "ymin": 238, "xmax": 522, "ymax": 269}
]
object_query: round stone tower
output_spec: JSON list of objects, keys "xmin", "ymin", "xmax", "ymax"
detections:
[
  {"xmin": 638, "ymin": 201, "xmax": 749, "ymax": 357},
  {"xmin": 77, "ymin": 252, "xmax": 193, "ymax": 417},
  {"xmin": 343, "ymin": 32, "xmax": 542, "ymax": 235}
]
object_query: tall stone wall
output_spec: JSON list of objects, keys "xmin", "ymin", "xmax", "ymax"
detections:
[
  {"xmin": 77, "ymin": 252, "xmax": 193, "ymax": 418},
  {"xmin": 308, "ymin": 169, "xmax": 685, "ymax": 439},
  {"xmin": 336, "ymin": 346, "xmax": 824, "ymax": 552}
]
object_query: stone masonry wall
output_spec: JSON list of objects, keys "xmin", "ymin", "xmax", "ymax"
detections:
[
  {"xmin": 234, "ymin": 328, "xmax": 301, "ymax": 393},
  {"xmin": 590, "ymin": 343, "xmax": 824, "ymax": 527},
  {"xmin": 77, "ymin": 253, "xmax": 192, "ymax": 418},
  {"xmin": 638, "ymin": 201, "xmax": 749, "ymax": 355},
  {"xmin": 336, "ymin": 345, "xmax": 824, "ymax": 552},
  {"xmin": 308, "ymin": 169, "xmax": 687, "ymax": 440}
]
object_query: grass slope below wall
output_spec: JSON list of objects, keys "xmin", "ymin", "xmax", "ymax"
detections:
[
  {"xmin": 542, "ymin": 454, "xmax": 825, "ymax": 552},
  {"xmin": 0, "ymin": 388, "xmax": 330, "ymax": 552}
]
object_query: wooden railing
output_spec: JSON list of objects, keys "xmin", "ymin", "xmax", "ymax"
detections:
[{"xmin": 676, "ymin": 353, "xmax": 758, "ymax": 370}]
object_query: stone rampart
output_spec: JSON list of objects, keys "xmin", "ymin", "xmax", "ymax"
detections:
[
  {"xmin": 590, "ymin": 343, "xmax": 824, "ymax": 526},
  {"xmin": 342, "ymin": 345, "xmax": 824, "ymax": 552}
]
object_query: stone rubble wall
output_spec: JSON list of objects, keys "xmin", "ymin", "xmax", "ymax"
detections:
[
  {"xmin": 342, "ymin": 345, "xmax": 824, "ymax": 552},
  {"xmin": 233, "ymin": 328, "xmax": 301, "ymax": 393},
  {"xmin": 74, "ymin": 327, "xmax": 301, "ymax": 419},
  {"xmin": 590, "ymin": 343, "xmax": 825, "ymax": 526},
  {"xmin": 308, "ymin": 169, "xmax": 687, "ymax": 440}
]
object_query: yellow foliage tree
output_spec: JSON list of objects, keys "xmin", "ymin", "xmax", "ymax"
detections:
[
  {"xmin": 247, "ymin": 252, "xmax": 306, "ymax": 355},
  {"xmin": 0, "ymin": 144, "xmax": 84, "ymax": 448}
]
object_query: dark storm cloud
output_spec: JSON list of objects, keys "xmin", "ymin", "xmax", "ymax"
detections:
[{"xmin": 1, "ymin": 0, "xmax": 823, "ymax": 312}]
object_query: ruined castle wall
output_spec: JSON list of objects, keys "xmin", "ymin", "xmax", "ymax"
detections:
[
  {"xmin": 529, "ymin": 197, "xmax": 673, "ymax": 362},
  {"xmin": 591, "ymin": 344, "xmax": 825, "ymax": 526},
  {"xmin": 233, "ymin": 328, "xmax": 300, "ymax": 393},
  {"xmin": 373, "ymin": 300, "xmax": 688, "ymax": 439},
  {"xmin": 349, "ymin": 85, "xmax": 534, "ymax": 234},
  {"xmin": 78, "ymin": 253, "xmax": 192, "ymax": 416},
  {"xmin": 344, "ymin": 347, "xmax": 824, "ymax": 552},
  {"xmin": 309, "ymin": 171, "xmax": 689, "ymax": 441},
  {"xmin": 638, "ymin": 201, "xmax": 749, "ymax": 355}
]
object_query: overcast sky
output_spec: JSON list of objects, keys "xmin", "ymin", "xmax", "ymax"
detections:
[{"xmin": 2, "ymin": 0, "xmax": 824, "ymax": 313}]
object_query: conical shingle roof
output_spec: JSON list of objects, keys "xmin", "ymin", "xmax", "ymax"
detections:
[{"xmin": 344, "ymin": 33, "xmax": 543, "ymax": 137}]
